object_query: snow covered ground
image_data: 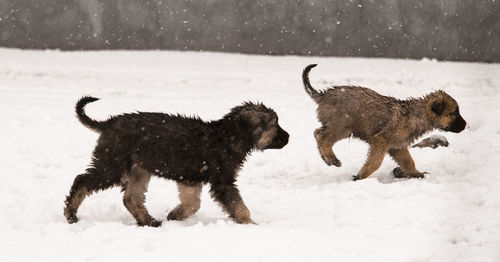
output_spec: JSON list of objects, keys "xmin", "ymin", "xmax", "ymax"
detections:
[{"xmin": 1, "ymin": 48, "xmax": 499, "ymax": 261}]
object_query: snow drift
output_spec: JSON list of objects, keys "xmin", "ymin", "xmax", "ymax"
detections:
[{"xmin": 0, "ymin": 49, "xmax": 499, "ymax": 261}]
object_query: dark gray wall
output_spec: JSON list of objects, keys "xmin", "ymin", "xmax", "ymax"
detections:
[{"xmin": 1, "ymin": 0, "xmax": 499, "ymax": 62}]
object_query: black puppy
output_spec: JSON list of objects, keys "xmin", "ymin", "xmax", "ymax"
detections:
[{"xmin": 64, "ymin": 97, "xmax": 289, "ymax": 226}]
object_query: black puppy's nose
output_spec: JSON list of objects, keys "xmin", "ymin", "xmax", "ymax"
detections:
[
  {"xmin": 266, "ymin": 127, "xmax": 290, "ymax": 149},
  {"xmin": 280, "ymin": 129, "xmax": 290, "ymax": 145}
]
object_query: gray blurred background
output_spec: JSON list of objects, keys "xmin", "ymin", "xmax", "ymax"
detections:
[{"xmin": 1, "ymin": 0, "xmax": 499, "ymax": 62}]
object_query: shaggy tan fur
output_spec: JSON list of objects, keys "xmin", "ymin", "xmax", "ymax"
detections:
[{"xmin": 302, "ymin": 64, "xmax": 467, "ymax": 180}]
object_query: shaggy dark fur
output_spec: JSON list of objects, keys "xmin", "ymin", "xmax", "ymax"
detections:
[{"xmin": 64, "ymin": 96, "xmax": 289, "ymax": 226}]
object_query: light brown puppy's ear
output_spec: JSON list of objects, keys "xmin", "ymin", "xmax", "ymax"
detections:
[{"xmin": 431, "ymin": 98, "xmax": 446, "ymax": 116}]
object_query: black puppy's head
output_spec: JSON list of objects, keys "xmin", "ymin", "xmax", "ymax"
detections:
[
  {"xmin": 228, "ymin": 102, "xmax": 289, "ymax": 151},
  {"xmin": 427, "ymin": 91, "xmax": 467, "ymax": 133}
]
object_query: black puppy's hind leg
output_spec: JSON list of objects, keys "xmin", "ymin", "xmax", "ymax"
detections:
[
  {"xmin": 122, "ymin": 164, "xmax": 161, "ymax": 227},
  {"xmin": 64, "ymin": 167, "xmax": 117, "ymax": 223},
  {"xmin": 209, "ymin": 183, "xmax": 255, "ymax": 224},
  {"xmin": 167, "ymin": 183, "xmax": 202, "ymax": 221}
]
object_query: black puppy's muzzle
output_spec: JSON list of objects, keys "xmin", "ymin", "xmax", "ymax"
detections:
[
  {"xmin": 445, "ymin": 116, "xmax": 467, "ymax": 133},
  {"xmin": 266, "ymin": 127, "xmax": 289, "ymax": 149}
]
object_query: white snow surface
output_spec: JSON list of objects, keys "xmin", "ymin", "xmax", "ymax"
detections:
[{"xmin": 1, "ymin": 49, "xmax": 499, "ymax": 262}]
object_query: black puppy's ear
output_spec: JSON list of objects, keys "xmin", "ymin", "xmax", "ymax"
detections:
[
  {"xmin": 238, "ymin": 110, "xmax": 262, "ymax": 126},
  {"xmin": 431, "ymin": 99, "xmax": 446, "ymax": 115}
]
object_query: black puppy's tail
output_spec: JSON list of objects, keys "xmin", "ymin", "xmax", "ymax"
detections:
[
  {"xmin": 75, "ymin": 96, "xmax": 105, "ymax": 133},
  {"xmin": 302, "ymin": 64, "xmax": 321, "ymax": 102}
]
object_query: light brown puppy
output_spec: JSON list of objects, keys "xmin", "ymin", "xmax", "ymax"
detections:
[{"xmin": 302, "ymin": 64, "xmax": 467, "ymax": 180}]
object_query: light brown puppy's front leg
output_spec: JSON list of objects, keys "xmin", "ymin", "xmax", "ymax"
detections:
[
  {"xmin": 354, "ymin": 144, "xmax": 388, "ymax": 180},
  {"xmin": 389, "ymin": 147, "xmax": 425, "ymax": 178}
]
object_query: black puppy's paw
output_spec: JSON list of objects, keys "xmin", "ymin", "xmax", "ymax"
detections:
[
  {"xmin": 166, "ymin": 206, "xmax": 185, "ymax": 221},
  {"xmin": 64, "ymin": 208, "xmax": 79, "ymax": 224},
  {"xmin": 166, "ymin": 211, "xmax": 179, "ymax": 221},
  {"xmin": 66, "ymin": 214, "xmax": 78, "ymax": 224}
]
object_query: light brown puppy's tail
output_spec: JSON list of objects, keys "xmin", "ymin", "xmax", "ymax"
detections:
[{"xmin": 302, "ymin": 64, "xmax": 321, "ymax": 102}]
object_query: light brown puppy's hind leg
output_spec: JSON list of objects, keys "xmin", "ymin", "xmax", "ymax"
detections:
[
  {"xmin": 314, "ymin": 126, "xmax": 349, "ymax": 167},
  {"xmin": 354, "ymin": 143, "xmax": 388, "ymax": 180},
  {"xmin": 167, "ymin": 183, "xmax": 202, "ymax": 221}
]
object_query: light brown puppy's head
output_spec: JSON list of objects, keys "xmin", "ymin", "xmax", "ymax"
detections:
[{"xmin": 425, "ymin": 90, "xmax": 467, "ymax": 133}]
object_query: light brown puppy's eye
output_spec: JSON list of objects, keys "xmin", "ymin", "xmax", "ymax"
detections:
[{"xmin": 450, "ymin": 108, "xmax": 459, "ymax": 116}]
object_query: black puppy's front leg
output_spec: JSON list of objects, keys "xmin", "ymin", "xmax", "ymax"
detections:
[{"xmin": 210, "ymin": 183, "xmax": 256, "ymax": 224}]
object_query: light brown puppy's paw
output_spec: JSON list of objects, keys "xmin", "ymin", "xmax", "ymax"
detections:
[
  {"xmin": 149, "ymin": 219, "xmax": 163, "ymax": 227},
  {"xmin": 234, "ymin": 217, "xmax": 257, "ymax": 225},
  {"xmin": 392, "ymin": 167, "xmax": 427, "ymax": 179},
  {"xmin": 412, "ymin": 134, "xmax": 449, "ymax": 149},
  {"xmin": 137, "ymin": 218, "xmax": 162, "ymax": 227},
  {"xmin": 320, "ymin": 154, "xmax": 342, "ymax": 167}
]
